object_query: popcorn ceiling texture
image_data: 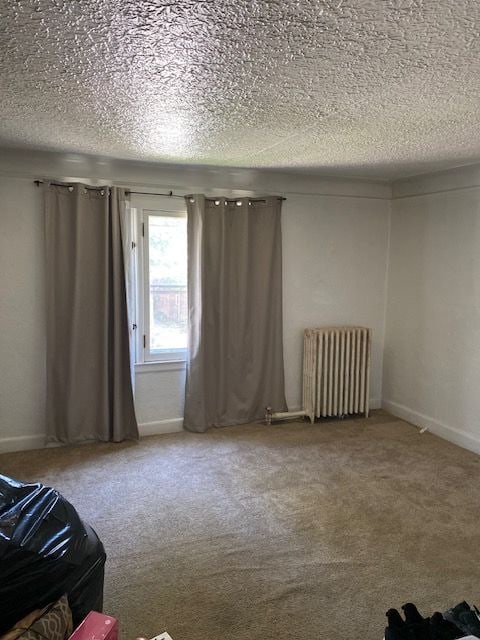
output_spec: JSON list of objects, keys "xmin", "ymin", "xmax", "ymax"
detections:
[{"xmin": 1, "ymin": 0, "xmax": 480, "ymax": 178}]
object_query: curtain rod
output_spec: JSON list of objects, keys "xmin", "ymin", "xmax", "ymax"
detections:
[
  {"xmin": 128, "ymin": 190, "xmax": 286, "ymax": 202},
  {"xmin": 34, "ymin": 180, "xmax": 104, "ymax": 191},
  {"xmin": 33, "ymin": 181, "xmax": 286, "ymax": 201}
]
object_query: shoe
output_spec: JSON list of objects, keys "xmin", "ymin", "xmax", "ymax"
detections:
[
  {"xmin": 385, "ymin": 608, "xmax": 408, "ymax": 640},
  {"xmin": 401, "ymin": 603, "xmax": 431, "ymax": 640},
  {"xmin": 429, "ymin": 611, "xmax": 464, "ymax": 640},
  {"xmin": 402, "ymin": 603, "xmax": 426, "ymax": 625}
]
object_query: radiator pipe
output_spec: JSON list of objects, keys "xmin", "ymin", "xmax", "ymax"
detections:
[{"xmin": 264, "ymin": 407, "xmax": 310, "ymax": 426}]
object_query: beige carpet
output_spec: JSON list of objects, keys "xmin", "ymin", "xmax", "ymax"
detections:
[{"xmin": 1, "ymin": 410, "xmax": 480, "ymax": 640}]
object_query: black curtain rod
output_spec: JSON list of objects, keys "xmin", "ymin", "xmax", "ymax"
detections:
[
  {"xmin": 127, "ymin": 190, "xmax": 286, "ymax": 201},
  {"xmin": 34, "ymin": 181, "xmax": 286, "ymax": 201},
  {"xmin": 34, "ymin": 180, "xmax": 105, "ymax": 191},
  {"xmin": 126, "ymin": 189, "xmax": 182, "ymax": 198}
]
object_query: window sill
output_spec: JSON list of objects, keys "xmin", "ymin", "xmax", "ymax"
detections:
[{"xmin": 135, "ymin": 360, "xmax": 186, "ymax": 374}]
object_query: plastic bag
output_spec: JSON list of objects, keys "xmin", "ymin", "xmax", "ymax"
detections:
[{"xmin": 0, "ymin": 474, "xmax": 106, "ymax": 634}]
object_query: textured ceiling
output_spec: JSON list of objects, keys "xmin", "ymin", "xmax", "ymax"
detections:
[{"xmin": 1, "ymin": 0, "xmax": 480, "ymax": 179}]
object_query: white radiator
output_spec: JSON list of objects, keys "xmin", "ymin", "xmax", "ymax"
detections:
[
  {"xmin": 265, "ymin": 326, "xmax": 372, "ymax": 425},
  {"xmin": 303, "ymin": 326, "xmax": 371, "ymax": 421}
]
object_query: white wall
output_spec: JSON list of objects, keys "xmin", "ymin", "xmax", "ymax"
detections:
[
  {"xmin": 384, "ymin": 164, "xmax": 480, "ymax": 453},
  {"xmin": 283, "ymin": 194, "xmax": 389, "ymax": 410},
  {"xmin": 0, "ymin": 148, "xmax": 391, "ymax": 452},
  {"xmin": 0, "ymin": 178, "xmax": 46, "ymax": 451},
  {"xmin": 134, "ymin": 363, "xmax": 186, "ymax": 434}
]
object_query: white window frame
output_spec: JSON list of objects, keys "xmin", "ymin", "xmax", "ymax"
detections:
[{"xmin": 131, "ymin": 195, "xmax": 188, "ymax": 364}]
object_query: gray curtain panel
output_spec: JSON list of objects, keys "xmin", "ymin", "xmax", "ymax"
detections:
[
  {"xmin": 44, "ymin": 183, "xmax": 139, "ymax": 443},
  {"xmin": 184, "ymin": 195, "xmax": 287, "ymax": 432}
]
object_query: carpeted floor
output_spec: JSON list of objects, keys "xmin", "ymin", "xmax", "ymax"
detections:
[{"xmin": 1, "ymin": 410, "xmax": 480, "ymax": 640}]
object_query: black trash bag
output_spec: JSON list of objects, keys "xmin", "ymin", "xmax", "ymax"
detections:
[{"xmin": 0, "ymin": 474, "xmax": 106, "ymax": 635}]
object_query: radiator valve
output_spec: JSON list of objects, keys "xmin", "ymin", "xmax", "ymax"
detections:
[{"xmin": 265, "ymin": 406, "xmax": 273, "ymax": 426}]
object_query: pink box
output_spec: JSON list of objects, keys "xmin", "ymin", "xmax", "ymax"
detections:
[{"xmin": 69, "ymin": 612, "xmax": 119, "ymax": 640}]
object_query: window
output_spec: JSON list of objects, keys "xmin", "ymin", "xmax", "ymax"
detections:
[{"xmin": 132, "ymin": 196, "xmax": 188, "ymax": 363}]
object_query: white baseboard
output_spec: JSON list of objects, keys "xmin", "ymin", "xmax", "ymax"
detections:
[
  {"xmin": 383, "ymin": 399, "xmax": 480, "ymax": 455},
  {"xmin": 0, "ymin": 434, "xmax": 46, "ymax": 454},
  {"xmin": 0, "ymin": 419, "xmax": 184, "ymax": 454},
  {"xmin": 0, "ymin": 400, "xmax": 383, "ymax": 454},
  {"xmin": 138, "ymin": 418, "xmax": 184, "ymax": 437}
]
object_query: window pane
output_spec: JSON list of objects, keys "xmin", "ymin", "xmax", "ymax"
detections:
[{"xmin": 148, "ymin": 215, "xmax": 187, "ymax": 352}]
